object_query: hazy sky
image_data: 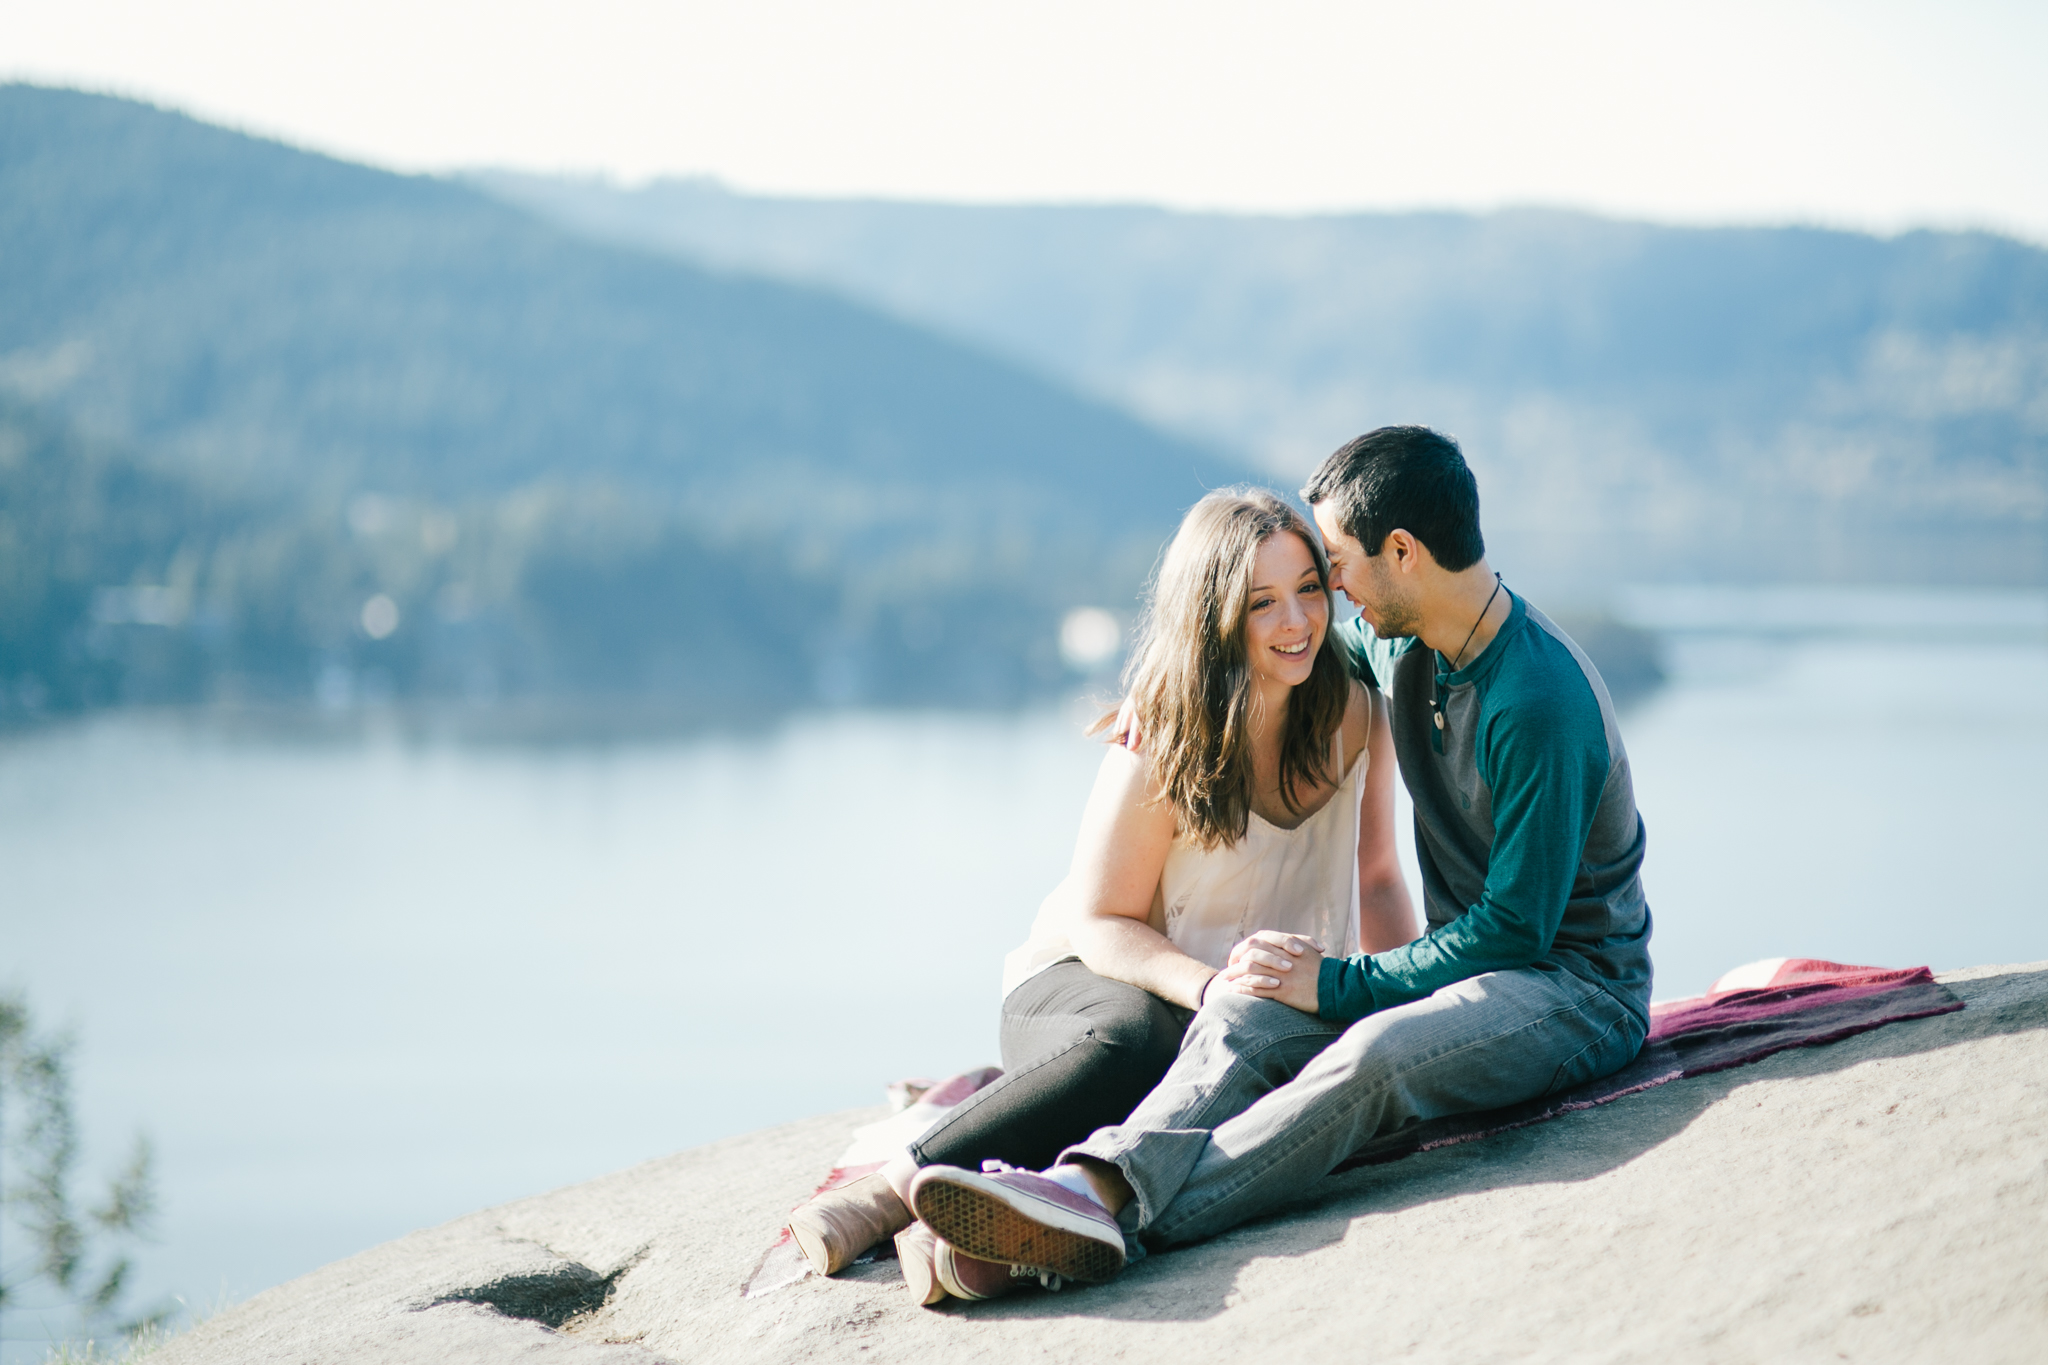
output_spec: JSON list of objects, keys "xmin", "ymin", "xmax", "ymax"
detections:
[{"xmin": 5, "ymin": 0, "xmax": 2045, "ymax": 237}]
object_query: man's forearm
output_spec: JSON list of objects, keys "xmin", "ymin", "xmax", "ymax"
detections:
[{"xmin": 1318, "ymin": 901, "xmax": 1555, "ymax": 1023}]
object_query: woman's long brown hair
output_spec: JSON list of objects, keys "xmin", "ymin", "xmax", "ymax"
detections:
[{"xmin": 1099, "ymin": 487, "xmax": 1351, "ymax": 849}]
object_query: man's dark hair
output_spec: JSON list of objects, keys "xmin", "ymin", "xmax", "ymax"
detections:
[{"xmin": 1300, "ymin": 426, "xmax": 1485, "ymax": 571}]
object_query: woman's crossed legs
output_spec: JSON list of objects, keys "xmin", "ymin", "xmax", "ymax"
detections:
[{"xmin": 912, "ymin": 958, "xmax": 1193, "ymax": 1173}]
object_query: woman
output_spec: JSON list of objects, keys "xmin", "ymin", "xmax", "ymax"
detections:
[{"xmin": 788, "ymin": 487, "xmax": 1415, "ymax": 1300}]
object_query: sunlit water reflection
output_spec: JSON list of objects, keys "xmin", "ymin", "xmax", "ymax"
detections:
[{"xmin": 2, "ymin": 592, "xmax": 2043, "ymax": 1341}]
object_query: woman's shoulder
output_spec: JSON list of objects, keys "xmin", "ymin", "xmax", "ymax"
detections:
[
  {"xmin": 1076, "ymin": 730, "xmax": 1181, "ymax": 847},
  {"xmin": 1091, "ymin": 727, "xmax": 1172, "ymax": 805}
]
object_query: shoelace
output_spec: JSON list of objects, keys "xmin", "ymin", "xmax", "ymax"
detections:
[{"xmin": 1006, "ymin": 1264, "xmax": 1065, "ymax": 1291}]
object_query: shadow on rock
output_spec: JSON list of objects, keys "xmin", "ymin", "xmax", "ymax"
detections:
[{"xmin": 428, "ymin": 1244, "xmax": 647, "ymax": 1330}]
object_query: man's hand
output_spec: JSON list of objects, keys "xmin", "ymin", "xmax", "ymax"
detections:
[
  {"xmin": 1114, "ymin": 696, "xmax": 1143, "ymax": 751},
  {"xmin": 1213, "ymin": 930, "xmax": 1323, "ymax": 1015}
]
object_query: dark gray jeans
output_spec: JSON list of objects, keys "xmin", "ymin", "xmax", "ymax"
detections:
[
  {"xmin": 910, "ymin": 959, "xmax": 1192, "ymax": 1173},
  {"xmin": 1063, "ymin": 964, "xmax": 1645, "ymax": 1251}
]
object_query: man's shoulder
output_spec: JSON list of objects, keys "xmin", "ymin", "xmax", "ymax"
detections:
[
  {"xmin": 1335, "ymin": 615, "xmax": 1416, "ymax": 688},
  {"xmin": 1478, "ymin": 607, "xmax": 1610, "ymax": 746}
]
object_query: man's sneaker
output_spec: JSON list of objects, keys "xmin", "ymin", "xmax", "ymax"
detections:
[
  {"xmin": 909, "ymin": 1163, "xmax": 1127, "ymax": 1284},
  {"xmin": 895, "ymin": 1221, "xmax": 1054, "ymax": 1305},
  {"xmin": 894, "ymin": 1221, "xmax": 951, "ymax": 1306},
  {"xmin": 937, "ymin": 1238, "xmax": 1041, "ymax": 1301}
]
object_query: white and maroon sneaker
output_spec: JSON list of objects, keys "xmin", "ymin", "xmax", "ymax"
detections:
[
  {"xmin": 894, "ymin": 1221, "xmax": 952, "ymax": 1306},
  {"xmin": 909, "ymin": 1162, "xmax": 1127, "ymax": 1284},
  {"xmin": 896, "ymin": 1221, "xmax": 1057, "ymax": 1305}
]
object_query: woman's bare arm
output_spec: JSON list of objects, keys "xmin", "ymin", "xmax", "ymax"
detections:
[
  {"xmin": 1356, "ymin": 684, "xmax": 1419, "ymax": 952},
  {"xmin": 1055, "ymin": 744, "xmax": 1218, "ymax": 1010}
]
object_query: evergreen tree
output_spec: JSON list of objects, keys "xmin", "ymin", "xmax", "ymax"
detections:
[{"xmin": 0, "ymin": 994, "xmax": 166, "ymax": 1351}]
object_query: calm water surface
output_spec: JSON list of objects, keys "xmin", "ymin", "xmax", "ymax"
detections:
[{"xmin": 3, "ymin": 591, "xmax": 2044, "ymax": 1337}]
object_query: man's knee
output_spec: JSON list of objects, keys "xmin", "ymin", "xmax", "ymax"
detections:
[
  {"xmin": 1184, "ymin": 992, "xmax": 1337, "ymax": 1078},
  {"xmin": 1308, "ymin": 971, "xmax": 1630, "ymax": 1112}
]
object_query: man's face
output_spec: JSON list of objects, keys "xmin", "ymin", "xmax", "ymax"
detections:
[{"xmin": 1311, "ymin": 502, "xmax": 1421, "ymax": 639}]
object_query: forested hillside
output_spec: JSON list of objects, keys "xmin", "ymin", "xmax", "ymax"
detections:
[
  {"xmin": 0, "ymin": 86, "xmax": 1248, "ymax": 722},
  {"xmin": 479, "ymin": 176, "xmax": 2048, "ymax": 587}
]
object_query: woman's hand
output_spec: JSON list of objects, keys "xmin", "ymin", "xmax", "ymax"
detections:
[
  {"xmin": 1212, "ymin": 930, "xmax": 1324, "ymax": 1015},
  {"xmin": 1228, "ymin": 930, "xmax": 1324, "ymax": 967}
]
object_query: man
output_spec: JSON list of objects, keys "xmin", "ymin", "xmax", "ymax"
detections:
[{"xmin": 909, "ymin": 425, "xmax": 1655, "ymax": 1282}]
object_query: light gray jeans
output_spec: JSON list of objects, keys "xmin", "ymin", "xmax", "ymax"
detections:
[{"xmin": 1062, "ymin": 964, "xmax": 1645, "ymax": 1251}]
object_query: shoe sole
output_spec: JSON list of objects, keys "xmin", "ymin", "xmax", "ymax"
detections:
[
  {"xmin": 788, "ymin": 1220, "xmax": 836, "ymax": 1276},
  {"xmin": 896, "ymin": 1236, "xmax": 946, "ymax": 1306},
  {"xmin": 913, "ymin": 1171, "xmax": 1125, "ymax": 1283}
]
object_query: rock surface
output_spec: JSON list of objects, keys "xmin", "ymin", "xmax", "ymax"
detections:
[{"xmin": 156, "ymin": 963, "xmax": 2048, "ymax": 1365}]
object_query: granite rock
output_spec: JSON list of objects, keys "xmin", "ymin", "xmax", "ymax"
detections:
[{"xmin": 154, "ymin": 962, "xmax": 2048, "ymax": 1365}]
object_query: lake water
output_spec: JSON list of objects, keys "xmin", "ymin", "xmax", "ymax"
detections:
[{"xmin": 3, "ymin": 586, "xmax": 2045, "ymax": 1348}]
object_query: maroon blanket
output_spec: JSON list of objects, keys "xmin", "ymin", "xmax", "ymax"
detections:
[{"xmin": 1335, "ymin": 958, "xmax": 1963, "ymax": 1171}]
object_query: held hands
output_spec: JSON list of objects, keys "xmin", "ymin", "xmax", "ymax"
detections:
[{"xmin": 1211, "ymin": 931, "xmax": 1324, "ymax": 1015}]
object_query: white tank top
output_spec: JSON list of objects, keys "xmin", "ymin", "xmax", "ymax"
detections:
[{"xmin": 1000, "ymin": 698, "xmax": 1369, "ymax": 998}]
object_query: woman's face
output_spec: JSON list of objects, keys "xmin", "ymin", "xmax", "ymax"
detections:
[{"xmin": 1242, "ymin": 531, "xmax": 1329, "ymax": 690}]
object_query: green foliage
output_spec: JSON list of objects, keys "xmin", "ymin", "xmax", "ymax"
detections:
[
  {"xmin": 0, "ymin": 398, "xmax": 1118, "ymax": 718},
  {"xmin": 38, "ymin": 1318, "xmax": 174, "ymax": 1365},
  {"xmin": 0, "ymin": 995, "xmax": 166, "ymax": 1353}
]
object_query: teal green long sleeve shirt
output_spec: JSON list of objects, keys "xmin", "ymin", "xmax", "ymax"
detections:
[{"xmin": 1319, "ymin": 594, "xmax": 1653, "ymax": 1025}]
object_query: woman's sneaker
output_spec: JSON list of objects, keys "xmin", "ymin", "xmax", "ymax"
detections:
[
  {"xmin": 894, "ymin": 1222, "xmax": 951, "ymax": 1306},
  {"xmin": 909, "ymin": 1163, "xmax": 1127, "ymax": 1284},
  {"xmin": 788, "ymin": 1171, "xmax": 912, "ymax": 1275}
]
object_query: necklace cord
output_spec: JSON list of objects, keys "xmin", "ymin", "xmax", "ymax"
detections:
[{"xmin": 1448, "ymin": 573, "xmax": 1504, "ymax": 671}]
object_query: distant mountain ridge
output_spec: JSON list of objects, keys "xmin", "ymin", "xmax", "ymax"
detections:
[
  {"xmin": 475, "ymin": 175, "xmax": 2048, "ymax": 587},
  {"xmin": 0, "ymin": 88, "xmax": 1241, "ymax": 531},
  {"xmin": 0, "ymin": 86, "xmax": 1253, "ymax": 718}
]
